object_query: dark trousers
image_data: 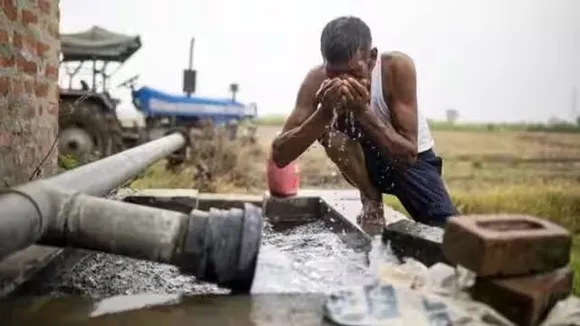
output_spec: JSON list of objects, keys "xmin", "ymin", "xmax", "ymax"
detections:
[{"xmin": 364, "ymin": 148, "xmax": 459, "ymax": 227}]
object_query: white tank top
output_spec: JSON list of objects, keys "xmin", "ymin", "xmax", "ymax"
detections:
[{"xmin": 369, "ymin": 55, "xmax": 434, "ymax": 153}]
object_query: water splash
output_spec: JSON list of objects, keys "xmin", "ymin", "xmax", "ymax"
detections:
[{"xmin": 251, "ymin": 221, "xmax": 395, "ymax": 294}]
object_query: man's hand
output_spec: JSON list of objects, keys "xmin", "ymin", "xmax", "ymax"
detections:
[
  {"xmin": 315, "ymin": 78, "xmax": 344, "ymax": 111},
  {"xmin": 341, "ymin": 77, "xmax": 371, "ymax": 114}
]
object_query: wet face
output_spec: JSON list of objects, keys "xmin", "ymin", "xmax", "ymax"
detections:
[{"xmin": 324, "ymin": 47, "xmax": 378, "ymax": 83}]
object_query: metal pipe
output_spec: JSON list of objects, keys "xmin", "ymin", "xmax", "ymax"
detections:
[
  {"xmin": 40, "ymin": 191, "xmax": 262, "ymax": 292},
  {"xmin": 188, "ymin": 37, "xmax": 195, "ymax": 70},
  {"xmin": 0, "ymin": 132, "xmax": 187, "ymax": 260}
]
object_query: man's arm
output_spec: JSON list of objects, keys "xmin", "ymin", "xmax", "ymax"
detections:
[
  {"xmin": 271, "ymin": 68, "xmax": 331, "ymax": 168},
  {"xmin": 357, "ymin": 53, "xmax": 419, "ymax": 166}
]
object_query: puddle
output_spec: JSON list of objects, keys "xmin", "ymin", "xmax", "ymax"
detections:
[{"xmin": 9, "ymin": 218, "xmax": 396, "ymax": 298}]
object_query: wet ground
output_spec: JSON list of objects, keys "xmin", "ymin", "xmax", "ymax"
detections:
[{"xmin": 10, "ymin": 220, "xmax": 394, "ymax": 299}]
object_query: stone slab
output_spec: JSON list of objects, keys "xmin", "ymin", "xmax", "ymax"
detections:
[
  {"xmin": 382, "ymin": 219, "xmax": 447, "ymax": 267},
  {"xmin": 443, "ymin": 215, "xmax": 571, "ymax": 277},
  {"xmin": 197, "ymin": 193, "xmax": 262, "ymax": 211},
  {"xmin": 0, "ymin": 246, "xmax": 62, "ymax": 298},
  {"xmin": 262, "ymin": 191, "xmax": 321, "ymax": 224},
  {"xmin": 472, "ymin": 266, "xmax": 573, "ymax": 326},
  {"xmin": 121, "ymin": 188, "xmax": 200, "ymax": 214}
]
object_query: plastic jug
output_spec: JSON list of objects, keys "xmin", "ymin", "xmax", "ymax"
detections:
[{"xmin": 266, "ymin": 154, "xmax": 300, "ymax": 197}]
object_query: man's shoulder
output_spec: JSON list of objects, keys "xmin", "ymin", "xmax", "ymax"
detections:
[
  {"xmin": 306, "ymin": 64, "xmax": 327, "ymax": 79},
  {"xmin": 380, "ymin": 51, "xmax": 415, "ymax": 74},
  {"xmin": 301, "ymin": 65, "xmax": 327, "ymax": 89}
]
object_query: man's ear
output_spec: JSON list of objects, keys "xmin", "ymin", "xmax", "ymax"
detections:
[{"xmin": 370, "ymin": 47, "xmax": 378, "ymax": 61}]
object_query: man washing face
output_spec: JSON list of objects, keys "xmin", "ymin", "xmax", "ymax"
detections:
[{"xmin": 271, "ymin": 16, "xmax": 458, "ymax": 234}]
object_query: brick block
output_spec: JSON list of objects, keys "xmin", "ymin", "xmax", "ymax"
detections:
[
  {"xmin": 471, "ymin": 267, "xmax": 573, "ymax": 326},
  {"xmin": 442, "ymin": 215, "xmax": 571, "ymax": 276}
]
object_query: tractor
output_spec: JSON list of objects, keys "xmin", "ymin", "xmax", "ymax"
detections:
[
  {"xmin": 58, "ymin": 26, "xmax": 142, "ymax": 164},
  {"xmin": 59, "ymin": 26, "xmax": 258, "ymax": 167},
  {"xmin": 117, "ymin": 75, "xmax": 258, "ymax": 143}
]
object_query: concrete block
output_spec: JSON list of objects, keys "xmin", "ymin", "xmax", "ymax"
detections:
[
  {"xmin": 443, "ymin": 215, "xmax": 571, "ymax": 276},
  {"xmin": 471, "ymin": 267, "xmax": 573, "ymax": 326},
  {"xmin": 262, "ymin": 191, "xmax": 321, "ymax": 224},
  {"xmin": 122, "ymin": 189, "xmax": 199, "ymax": 214},
  {"xmin": 0, "ymin": 246, "xmax": 62, "ymax": 297},
  {"xmin": 197, "ymin": 193, "xmax": 262, "ymax": 211},
  {"xmin": 382, "ymin": 219, "xmax": 447, "ymax": 267}
]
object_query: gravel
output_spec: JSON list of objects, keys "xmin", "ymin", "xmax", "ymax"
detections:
[{"xmin": 11, "ymin": 250, "xmax": 228, "ymax": 299}]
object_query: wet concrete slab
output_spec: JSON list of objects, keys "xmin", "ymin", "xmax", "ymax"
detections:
[
  {"xmin": 0, "ymin": 246, "xmax": 62, "ymax": 297},
  {"xmin": 1, "ymin": 293, "xmax": 332, "ymax": 326}
]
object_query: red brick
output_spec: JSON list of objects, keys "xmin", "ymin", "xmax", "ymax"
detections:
[
  {"xmin": 471, "ymin": 267, "xmax": 573, "ymax": 326},
  {"xmin": 0, "ymin": 29, "xmax": 8, "ymax": 43},
  {"xmin": 36, "ymin": 41, "xmax": 50, "ymax": 57},
  {"xmin": 16, "ymin": 58, "xmax": 38, "ymax": 75},
  {"xmin": 35, "ymin": 80, "xmax": 48, "ymax": 97},
  {"xmin": 1, "ymin": 0, "xmax": 18, "ymax": 21},
  {"xmin": 45, "ymin": 63, "xmax": 58, "ymax": 78},
  {"xmin": 442, "ymin": 215, "xmax": 571, "ymax": 277},
  {"xmin": 37, "ymin": 0, "xmax": 50, "ymax": 14},
  {"xmin": 21, "ymin": 9, "xmax": 38, "ymax": 25},
  {"xmin": 0, "ymin": 52, "xmax": 14, "ymax": 68}
]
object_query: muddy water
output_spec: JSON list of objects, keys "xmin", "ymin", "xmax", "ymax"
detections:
[{"xmin": 12, "ymin": 220, "xmax": 394, "ymax": 298}]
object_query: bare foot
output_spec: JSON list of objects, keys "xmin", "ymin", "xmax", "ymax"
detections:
[{"xmin": 356, "ymin": 193, "xmax": 385, "ymax": 236}]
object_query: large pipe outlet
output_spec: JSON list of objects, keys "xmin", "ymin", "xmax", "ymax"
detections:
[
  {"xmin": 40, "ymin": 192, "xmax": 263, "ymax": 293},
  {"xmin": 180, "ymin": 204, "xmax": 263, "ymax": 292}
]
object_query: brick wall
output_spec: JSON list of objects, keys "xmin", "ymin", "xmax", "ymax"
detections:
[{"xmin": 0, "ymin": 0, "xmax": 60, "ymax": 187}]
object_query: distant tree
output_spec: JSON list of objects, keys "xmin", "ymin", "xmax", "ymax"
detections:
[
  {"xmin": 446, "ymin": 109, "xmax": 459, "ymax": 124},
  {"xmin": 576, "ymin": 116, "xmax": 580, "ymax": 126}
]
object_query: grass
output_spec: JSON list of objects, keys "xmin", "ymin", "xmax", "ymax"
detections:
[
  {"xmin": 258, "ymin": 114, "xmax": 580, "ymax": 133},
  {"xmin": 132, "ymin": 122, "xmax": 580, "ymax": 294},
  {"xmin": 381, "ymin": 128, "xmax": 580, "ymax": 293}
]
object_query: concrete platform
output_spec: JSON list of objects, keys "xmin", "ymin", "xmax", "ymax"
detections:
[
  {"xmin": 0, "ymin": 246, "xmax": 62, "ymax": 297},
  {"xmin": 0, "ymin": 188, "xmax": 448, "ymax": 298}
]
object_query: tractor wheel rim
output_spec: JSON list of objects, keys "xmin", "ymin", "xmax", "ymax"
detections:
[{"xmin": 58, "ymin": 127, "xmax": 96, "ymax": 160}]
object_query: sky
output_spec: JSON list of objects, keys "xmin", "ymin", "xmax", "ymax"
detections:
[{"xmin": 60, "ymin": 0, "xmax": 580, "ymax": 123}]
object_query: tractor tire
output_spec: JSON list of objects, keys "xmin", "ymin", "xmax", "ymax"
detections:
[{"xmin": 58, "ymin": 99, "xmax": 125, "ymax": 165}]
